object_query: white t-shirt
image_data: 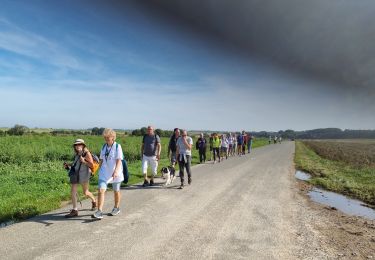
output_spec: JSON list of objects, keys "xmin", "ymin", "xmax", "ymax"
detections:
[
  {"xmin": 99, "ymin": 142, "xmax": 124, "ymax": 183},
  {"xmin": 221, "ymin": 138, "xmax": 229, "ymax": 148},
  {"xmin": 176, "ymin": 137, "xmax": 193, "ymax": 156}
]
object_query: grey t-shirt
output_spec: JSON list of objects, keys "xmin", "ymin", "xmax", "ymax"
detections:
[{"xmin": 143, "ymin": 134, "xmax": 161, "ymax": 157}]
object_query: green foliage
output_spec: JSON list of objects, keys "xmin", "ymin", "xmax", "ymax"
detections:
[
  {"xmin": 91, "ymin": 127, "xmax": 105, "ymax": 135},
  {"xmin": 7, "ymin": 124, "xmax": 29, "ymax": 136},
  {"xmin": 131, "ymin": 127, "xmax": 173, "ymax": 137},
  {"xmin": 51, "ymin": 130, "xmax": 91, "ymax": 135}
]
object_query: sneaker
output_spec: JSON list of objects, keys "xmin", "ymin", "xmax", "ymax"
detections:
[
  {"xmin": 188, "ymin": 178, "xmax": 192, "ymax": 185},
  {"xmin": 150, "ymin": 179, "xmax": 154, "ymax": 186},
  {"xmin": 91, "ymin": 201, "xmax": 97, "ymax": 211},
  {"xmin": 179, "ymin": 184, "xmax": 184, "ymax": 189},
  {"xmin": 142, "ymin": 180, "xmax": 149, "ymax": 187},
  {"xmin": 92, "ymin": 210, "xmax": 103, "ymax": 219},
  {"xmin": 65, "ymin": 209, "xmax": 78, "ymax": 218},
  {"xmin": 109, "ymin": 207, "xmax": 120, "ymax": 216}
]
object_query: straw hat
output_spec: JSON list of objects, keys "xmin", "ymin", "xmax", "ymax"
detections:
[{"xmin": 73, "ymin": 139, "xmax": 86, "ymax": 146}]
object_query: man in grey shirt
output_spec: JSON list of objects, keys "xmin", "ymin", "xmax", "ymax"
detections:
[
  {"xmin": 141, "ymin": 126, "xmax": 161, "ymax": 187},
  {"xmin": 176, "ymin": 130, "xmax": 193, "ymax": 189}
]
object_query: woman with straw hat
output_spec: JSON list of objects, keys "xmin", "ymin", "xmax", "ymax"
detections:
[{"xmin": 63, "ymin": 139, "xmax": 97, "ymax": 218}]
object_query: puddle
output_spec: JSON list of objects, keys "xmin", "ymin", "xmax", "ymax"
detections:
[
  {"xmin": 295, "ymin": 170, "xmax": 311, "ymax": 181},
  {"xmin": 295, "ymin": 170, "xmax": 375, "ymax": 220},
  {"xmin": 309, "ymin": 188, "xmax": 375, "ymax": 220}
]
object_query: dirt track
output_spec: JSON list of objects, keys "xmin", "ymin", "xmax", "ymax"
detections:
[{"xmin": 0, "ymin": 142, "xmax": 374, "ymax": 259}]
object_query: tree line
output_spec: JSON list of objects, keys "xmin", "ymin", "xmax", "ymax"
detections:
[
  {"xmin": 131, "ymin": 127, "xmax": 173, "ymax": 137},
  {"xmin": 1, "ymin": 125, "xmax": 375, "ymax": 139},
  {"xmin": 254, "ymin": 128, "xmax": 375, "ymax": 139}
]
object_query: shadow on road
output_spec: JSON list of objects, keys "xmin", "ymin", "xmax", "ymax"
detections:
[
  {"xmin": 28, "ymin": 211, "xmax": 100, "ymax": 226},
  {"xmin": 123, "ymin": 183, "xmax": 181, "ymax": 190}
]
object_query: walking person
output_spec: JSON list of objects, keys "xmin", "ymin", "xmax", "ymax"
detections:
[
  {"xmin": 269, "ymin": 135, "xmax": 272, "ymax": 145},
  {"xmin": 247, "ymin": 132, "xmax": 254, "ymax": 153},
  {"xmin": 168, "ymin": 128, "xmax": 180, "ymax": 168},
  {"xmin": 92, "ymin": 129, "xmax": 124, "ymax": 219},
  {"xmin": 237, "ymin": 132, "xmax": 244, "ymax": 156},
  {"xmin": 212, "ymin": 133, "xmax": 221, "ymax": 163},
  {"xmin": 196, "ymin": 133, "xmax": 207, "ymax": 163},
  {"xmin": 274, "ymin": 136, "xmax": 278, "ymax": 144},
  {"xmin": 242, "ymin": 131, "xmax": 247, "ymax": 155},
  {"xmin": 141, "ymin": 126, "xmax": 161, "ymax": 187},
  {"xmin": 220, "ymin": 134, "xmax": 229, "ymax": 160},
  {"xmin": 232, "ymin": 133, "xmax": 237, "ymax": 156},
  {"xmin": 63, "ymin": 139, "xmax": 97, "ymax": 218},
  {"xmin": 228, "ymin": 133, "xmax": 233, "ymax": 157},
  {"xmin": 209, "ymin": 133, "xmax": 214, "ymax": 161},
  {"xmin": 176, "ymin": 130, "xmax": 193, "ymax": 189}
]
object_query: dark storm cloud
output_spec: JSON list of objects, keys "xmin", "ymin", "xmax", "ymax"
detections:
[{"xmin": 113, "ymin": 0, "xmax": 375, "ymax": 97}]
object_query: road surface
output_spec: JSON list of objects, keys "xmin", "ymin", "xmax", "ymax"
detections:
[{"xmin": 0, "ymin": 142, "xmax": 330, "ymax": 259}]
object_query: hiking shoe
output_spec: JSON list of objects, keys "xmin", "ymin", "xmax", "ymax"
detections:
[
  {"xmin": 91, "ymin": 201, "xmax": 97, "ymax": 211},
  {"xmin": 142, "ymin": 180, "xmax": 149, "ymax": 187},
  {"xmin": 92, "ymin": 210, "xmax": 103, "ymax": 219},
  {"xmin": 65, "ymin": 209, "xmax": 78, "ymax": 218},
  {"xmin": 150, "ymin": 179, "xmax": 154, "ymax": 186},
  {"xmin": 109, "ymin": 207, "xmax": 121, "ymax": 216},
  {"xmin": 188, "ymin": 178, "xmax": 192, "ymax": 185}
]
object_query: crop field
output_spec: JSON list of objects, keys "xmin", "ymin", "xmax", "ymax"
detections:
[
  {"xmin": 295, "ymin": 140, "xmax": 375, "ymax": 205},
  {"xmin": 302, "ymin": 140, "xmax": 375, "ymax": 168},
  {"xmin": 0, "ymin": 135, "xmax": 268, "ymax": 223}
]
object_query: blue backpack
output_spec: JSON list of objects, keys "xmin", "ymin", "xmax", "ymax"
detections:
[{"xmin": 101, "ymin": 143, "xmax": 130, "ymax": 184}]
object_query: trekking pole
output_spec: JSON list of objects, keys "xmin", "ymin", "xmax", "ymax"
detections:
[{"xmin": 77, "ymin": 192, "xmax": 82, "ymax": 208}]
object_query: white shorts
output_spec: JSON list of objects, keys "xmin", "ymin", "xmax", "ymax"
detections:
[{"xmin": 142, "ymin": 155, "xmax": 158, "ymax": 176}]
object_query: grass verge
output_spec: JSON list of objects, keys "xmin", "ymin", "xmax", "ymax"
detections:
[{"xmin": 295, "ymin": 141, "xmax": 375, "ymax": 205}]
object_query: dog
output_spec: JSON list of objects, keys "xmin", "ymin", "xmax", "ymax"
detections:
[{"xmin": 161, "ymin": 166, "xmax": 176, "ymax": 186}]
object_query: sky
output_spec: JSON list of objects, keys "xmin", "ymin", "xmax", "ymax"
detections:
[{"xmin": 0, "ymin": 0, "xmax": 374, "ymax": 132}]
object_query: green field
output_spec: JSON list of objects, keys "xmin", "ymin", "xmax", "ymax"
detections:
[
  {"xmin": 295, "ymin": 140, "xmax": 375, "ymax": 205},
  {"xmin": 0, "ymin": 135, "xmax": 268, "ymax": 223}
]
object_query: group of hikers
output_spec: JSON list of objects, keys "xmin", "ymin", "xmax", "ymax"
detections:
[
  {"xmin": 269, "ymin": 135, "xmax": 282, "ymax": 144},
  {"xmin": 63, "ymin": 127, "xmax": 254, "ymax": 220},
  {"xmin": 194, "ymin": 130, "xmax": 254, "ymax": 164}
]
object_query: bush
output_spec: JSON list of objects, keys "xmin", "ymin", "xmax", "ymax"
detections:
[
  {"xmin": 91, "ymin": 127, "xmax": 105, "ymax": 135},
  {"xmin": 7, "ymin": 125, "xmax": 29, "ymax": 136}
]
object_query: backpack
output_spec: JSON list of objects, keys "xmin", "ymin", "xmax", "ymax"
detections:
[
  {"xmin": 101, "ymin": 143, "xmax": 130, "ymax": 184},
  {"xmin": 82, "ymin": 151, "xmax": 100, "ymax": 176},
  {"xmin": 90, "ymin": 153, "xmax": 100, "ymax": 176}
]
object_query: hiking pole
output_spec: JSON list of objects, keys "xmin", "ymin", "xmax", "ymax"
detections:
[{"xmin": 77, "ymin": 192, "xmax": 82, "ymax": 208}]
